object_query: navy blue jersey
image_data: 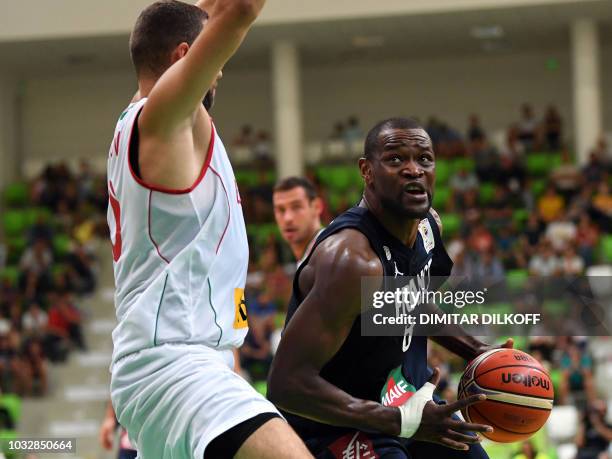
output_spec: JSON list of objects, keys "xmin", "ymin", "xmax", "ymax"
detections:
[{"xmin": 281, "ymin": 206, "xmax": 453, "ymax": 440}]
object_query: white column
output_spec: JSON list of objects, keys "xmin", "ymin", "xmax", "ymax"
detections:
[
  {"xmin": 271, "ymin": 41, "xmax": 304, "ymax": 178},
  {"xmin": 571, "ymin": 18, "xmax": 602, "ymax": 164},
  {"xmin": 0, "ymin": 77, "xmax": 19, "ymax": 194}
]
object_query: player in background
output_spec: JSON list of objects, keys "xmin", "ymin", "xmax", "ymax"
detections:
[
  {"xmin": 273, "ymin": 177, "xmax": 324, "ymax": 267},
  {"xmin": 268, "ymin": 118, "xmax": 512, "ymax": 458},
  {"xmin": 99, "ymin": 400, "xmax": 137, "ymax": 459},
  {"xmin": 106, "ymin": 1, "xmax": 312, "ymax": 457}
]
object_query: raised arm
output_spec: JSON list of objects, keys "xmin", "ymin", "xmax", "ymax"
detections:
[{"xmin": 139, "ymin": 0, "xmax": 265, "ymax": 138}]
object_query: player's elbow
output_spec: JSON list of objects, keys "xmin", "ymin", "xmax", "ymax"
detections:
[
  {"xmin": 216, "ymin": 0, "xmax": 261, "ymax": 26},
  {"xmin": 268, "ymin": 368, "xmax": 306, "ymax": 412}
]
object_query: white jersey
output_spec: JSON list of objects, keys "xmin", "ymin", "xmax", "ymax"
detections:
[{"xmin": 107, "ymin": 98, "xmax": 249, "ymax": 365}]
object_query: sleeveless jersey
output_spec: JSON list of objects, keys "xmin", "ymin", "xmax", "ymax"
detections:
[
  {"xmin": 107, "ymin": 98, "xmax": 249, "ymax": 365},
  {"xmin": 282, "ymin": 206, "xmax": 453, "ymax": 440}
]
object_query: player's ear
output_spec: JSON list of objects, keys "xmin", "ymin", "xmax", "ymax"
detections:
[
  {"xmin": 313, "ymin": 197, "xmax": 323, "ymax": 216},
  {"xmin": 359, "ymin": 157, "xmax": 373, "ymax": 186},
  {"xmin": 170, "ymin": 42, "xmax": 190, "ymax": 64}
]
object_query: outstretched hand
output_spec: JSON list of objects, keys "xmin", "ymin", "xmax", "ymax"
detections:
[
  {"xmin": 474, "ymin": 337, "xmax": 514, "ymax": 357},
  {"xmin": 412, "ymin": 368, "xmax": 493, "ymax": 450}
]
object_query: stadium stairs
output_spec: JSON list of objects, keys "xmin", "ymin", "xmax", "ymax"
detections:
[{"xmin": 19, "ymin": 242, "xmax": 115, "ymax": 459}]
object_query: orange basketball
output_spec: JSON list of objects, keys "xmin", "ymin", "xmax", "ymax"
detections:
[{"xmin": 458, "ymin": 349, "xmax": 554, "ymax": 443}]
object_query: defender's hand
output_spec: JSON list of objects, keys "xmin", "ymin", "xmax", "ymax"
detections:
[{"xmin": 99, "ymin": 417, "xmax": 115, "ymax": 450}]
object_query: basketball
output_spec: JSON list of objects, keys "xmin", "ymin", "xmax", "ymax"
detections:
[{"xmin": 458, "ymin": 349, "xmax": 554, "ymax": 443}]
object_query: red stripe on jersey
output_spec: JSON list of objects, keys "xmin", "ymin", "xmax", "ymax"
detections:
[
  {"xmin": 210, "ymin": 166, "xmax": 230, "ymax": 254},
  {"xmin": 109, "ymin": 181, "xmax": 122, "ymax": 262},
  {"xmin": 127, "ymin": 111, "xmax": 215, "ymax": 195}
]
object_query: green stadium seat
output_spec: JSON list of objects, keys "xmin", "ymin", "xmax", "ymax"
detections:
[
  {"xmin": 2, "ymin": 183, "xmax": 28, "ymax": 207},
  {"xmin": 2, "ymin": 210, "xmax": 27, "ymax": 238},
  {"xmin": 252, "ymin": 381, "xmax": 267, "ymax": 396},
  {"xmin": 543, "ymin": 300, "xmax": 567, "ymax": 316},
  {"xmin": 435, "ymin": 160, "xmax": 452, "ymax": 184},
  {"xmin": 506, "ymin": 269, "xmax": 528, "ymax": 291},
  {"xmin": 52, "ymin": 234, "xmax": 72, "ymax": 258},
  {"xmin": 479, "ymin": 183, "xmax": 496, "ymax": 205},
  {"xmin": 432, "ymin": 188, "xmax": 451, "ymax": 211},
  {"xmin": 0, "ymin": 394, "xmax": 21, "ymax": 425},
  {"xmin": 452, "ymin": 157, "xmax": 475, "ymax": 173},
  {"xmin": 440, "ymin": 213, "xmax": 461, "ymax": 237},
  {"xmin": 531, "ymin": 178, "xmax": 547, "ymax": 197},
  {"xmin": 526, "ymin": 153, "xmax": 561, "ymax": 176},
  {"xmin": 512, "ymin": 209, "xmax": 529, "ymax": 228},
  {"xmin": 0, "ymin": 267, "xmax": 20, "ymax": 287},
  {"xmin": 6, "ymin": 238, "xmax": 26, "ymax": 264},
  {"xmin": 601, "ymin": 235, "xmax": 612, "ymax": 263},
  {"xmin": 24, "ymin": 207, "xmax": 52, "ymax": 226},
  {"xmin": 488, "ymin": 302, "xmax": 514, "ymax": 315},
  {"xmin": 234, "ymin": 170, "xmax": 259, "ymax": 187}
]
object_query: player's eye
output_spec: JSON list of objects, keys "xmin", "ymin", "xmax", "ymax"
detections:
[
  {"xmin": 420, "ymin": 154, "xmax": 434, "ymax": 164},
  {"xmin": 387, "ymin": 155, "xmax": 402, "ymax": 164}
]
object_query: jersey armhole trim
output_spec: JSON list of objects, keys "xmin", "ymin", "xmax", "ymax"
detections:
[{"xmin": 127, "ymin": 110, "xmax": 215, "ymax": 195}]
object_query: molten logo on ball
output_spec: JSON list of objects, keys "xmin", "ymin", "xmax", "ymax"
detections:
[{"xmin": 501, "ymin": 373, "xmax": 551, "ymax": 390}]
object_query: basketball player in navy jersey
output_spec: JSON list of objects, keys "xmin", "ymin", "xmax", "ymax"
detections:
[{"xmin": 268, "ymin": 118, "xmax": 512, "ymax": 458}]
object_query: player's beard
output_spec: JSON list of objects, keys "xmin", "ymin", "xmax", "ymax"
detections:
[
  {"xmin": 203, "ymin": 90, "xmax": 215, "ymax": 111},
  {"xmin": 382, "ymin": 192, "xmax": 431, "ymax": 219}
]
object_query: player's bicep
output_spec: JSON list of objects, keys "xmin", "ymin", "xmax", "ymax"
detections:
[{"xmin": 140, "ymin": 5, "xmax": 259, "ymax": 138}]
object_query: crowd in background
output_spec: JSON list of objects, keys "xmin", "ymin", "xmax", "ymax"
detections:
[
  {"xmin": 0, "ymin": 162, "xmax": 109, "ymax": 398},
  {"xmin": 0, "ymin": 103, "xmax": 610, "ymax": 457}
]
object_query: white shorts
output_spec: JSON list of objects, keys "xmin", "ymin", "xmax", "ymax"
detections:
[{"xmin": 110, "ymin": 343, "xmax": 280, "ymax": 459}]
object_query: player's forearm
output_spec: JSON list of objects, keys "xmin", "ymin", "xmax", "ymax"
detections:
[
  {"xmin": 268, "ymin": 371, "xmax": 400, "ymax": 436},
  {"xmin": 430, "ymin": 335, "xmax": 486, "ymax": 361}
]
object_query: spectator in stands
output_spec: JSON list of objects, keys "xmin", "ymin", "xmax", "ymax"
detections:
[
  {"xmin": 253, "ymin": 130, "xmax": 272, "ymax": 162},
  {"xmin": 560, "ymin": 342, "xmax": 595, "ymax": 405},
  {"xmin": 560, "ymin": 244, "xmax": 585, "ymax": 277},
  {"xmin": 542, "ymin": 105, "xmax": 562, "ymax": 151},
  {"xmin": 22, "ymin": 339, "xmax": 47, "ymax": 396},
  {"xmin": 529, "ymin": 241, "xmax": 561, "ymax": 277},
  {"xmin": 583, "ymin": 152, "xmax": 606, "ymax": 185},
  {"xmin": 567, "ymin": 186, "xmax": 594, "ymax": 221},
  {"xmin": 550, "ymin": 150, "xmax": 582, "ymax": 202},
  {"xmin": 575, "ymin": 400, "xmax": 612, "ymax": 459},
  {"xmin": 592, "ymin": 181, "xmax": 612, "ymax": 227},
  {"xmin": 19, "ymin": 238, "xmax": 53, "ymax": 300},
  {"xmin": 343, "ymin": 116, "xmax": 363, "ymax": 143},
  {"xmin": 437, "ymin": 122, "xmax": 465, "ymax": 157},
  {"xmin": 537, "ymin": 184, "xmax": 564, "ymax": 223},
  {"xmin": 449, "ymin": 167, "xmax": 479, "ymax": 210},
  {"xmin": 545, "ymin": 212, "xmax": 577, "ymax": 252},
  {"xmin": 486, "ymin": 185, "xmax": 514, "ymax": 229},
  {"xmin": 0, "ymin": 331, "xmax": 29, "ymax": 396},
  {"xmin": 466, "ymin": 114, "xmax": 485, "ymax": 141},
  {"xmin": 22, "ymin": 302, "xmax": 48, "ymax": 339},
  {"xmin": 46, "ymin": 290, "xmax": 86, "ymax": 354},
  {"xmin": 591, "ymin": 136, "xmax": 611, "ymax": 165},
  {"xmin": 576, "ymin": 214, "xmax": 600, "ymax": 266},
  {"xmin": 471, "ymin": 136, "xmax": 499, "ymax": 182},
  {"xmin": 65, "ymin": 244, "xmax": 97, "ymax": 295},
  {"xmin": 517, "ymin": 103, "xmax": 539, "ymax": 151},
  {"xmin": 27, "ymin": 214, "xmax": 53, "ymax": 246},
  {"xmin": 233, "ymin": 124, "xmax": 254, "ymax": 147},
  {"xmin": 329, "ymin": 121, "xmax": 345, "ymax": 140},
  {"xmin": 472, "ymin": 250, "xmax": 505, "ymax": 290},
  {"xmin": 468, "ymin": 221, "xmax": 494, "ymax": 254}
]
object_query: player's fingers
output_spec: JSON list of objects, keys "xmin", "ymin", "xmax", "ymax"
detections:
[
  {"xmin": 448, "ymin": 419, "xmax": 493, "ymax": 434},
  {"xmin": 445, "ymin": 429, "xmax": 482, "ymax": 444},
  {"xmin": 445, "ymin": 394, "xmax": 486, "ymax": 413},
  {"xmin": 428, "ymin": 367, "xmax": 440, "ymax": 387},
  {"xmin": 440, "ymin": 437, "xmax": 470, "ymax": 451},
  {"xmin": 502, "ymin": 338, "xmax": 514, "ymax": 349}
]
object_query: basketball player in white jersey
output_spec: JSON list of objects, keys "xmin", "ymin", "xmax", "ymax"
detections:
[
  {"xmin": 106, "ymin": 1, "xmax": 313, "ymax": 458},
  {"xmin": 272, "ymin": 177, "xmax": 324, "ymax": 267}
]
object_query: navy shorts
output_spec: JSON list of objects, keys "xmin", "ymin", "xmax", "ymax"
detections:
[{"xmin": 303, "ymin": 395, "xmax": 489, "ymax": 459}]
